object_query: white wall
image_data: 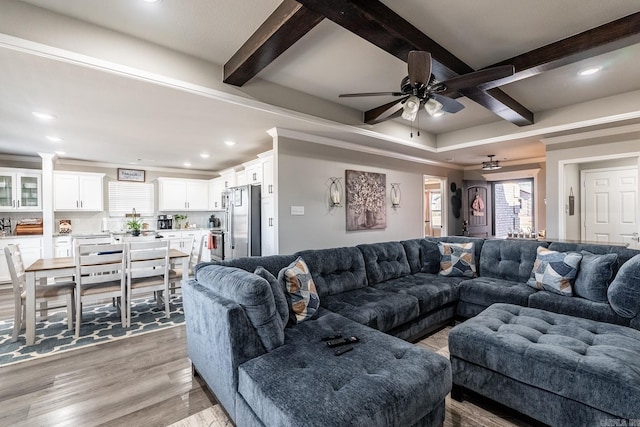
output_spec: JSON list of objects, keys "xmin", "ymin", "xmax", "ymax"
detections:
[{"xmin": 275, "ymin": 136, "xmax": 463, "ymax": 254}]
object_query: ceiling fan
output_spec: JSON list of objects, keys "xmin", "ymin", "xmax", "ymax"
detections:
[{"xmin": 339, "ymin": 51, "xmax": 515, "ymax": 122}]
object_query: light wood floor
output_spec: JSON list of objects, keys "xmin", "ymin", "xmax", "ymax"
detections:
[{"xmin": 1, "ymin": 286, "xmax": 537, "ymax": 427}]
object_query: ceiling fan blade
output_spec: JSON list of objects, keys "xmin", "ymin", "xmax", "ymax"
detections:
[
  {"xmin": 432, "ymin": 94, "xmax": 465, "ymax": 114},
  {"xmin": 408, "ymin": 51, "xmax": 431, "ymax": 87},
  {"xmin": 439, "ymin": 65, "xmax": 514, "ymax": 92},
  {"xmin": 339, "ymin": 91, "xmax": 404, "ymax": 98},
  {"xmin": 364, "ymin": 97, "xmax": 408, "ymax": 124}
]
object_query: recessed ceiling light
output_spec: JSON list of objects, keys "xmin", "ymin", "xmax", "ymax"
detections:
[
  {"xmin": 224, "ymin": 140, "xmax": 236, "ymax": 146},
  {"xmin": 184, "ymin": 162, "xmax": 192, "ymax": 167},
  {"xmin": 578, "ymin": 66, "xmax": 602, "ymax": 76},
  {"xmin": 46, "ymin": 136, "xmax": 63, "ymax": 142},
  {"xmin": 142, "ymin": 0, "xmax": 161, "ymax": 3},
  {"xmin": 32, "ymin": 111, "xmax": 56, "ymax": 120},
  {"xmin": 55, "ymin": 151, "xmax": 66, "ymax": 156},
  {"xmin": 200, "ymin": 153, "xmax": 210, "ymax": 159}
]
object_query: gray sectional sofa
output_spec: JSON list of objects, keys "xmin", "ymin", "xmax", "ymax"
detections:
[{"xmin": 183, "ymin": 236, "xmax": 640, "ymax": 426}]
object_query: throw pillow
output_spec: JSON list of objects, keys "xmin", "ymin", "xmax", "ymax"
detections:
[
  {"xmin": 573, "ymin": 251, "xmax": 618, "ymax": 302},
  {"xmin": 526, "ymin": 247, "xmax": 582, "ymax": 296},
  {"xmin": 438, "ymin": 242, "xmax": 476, "ymax": 278},
  {"xmin": 278, "ymin": 257, "xmax": 320, "ymax": 323},
  {"xmin": 608, "ymin": 254, "xmax": 640, "ymax": 318},
  {"xmin": 254, "ymin": 266, "xmax": 289, "ymax": 327}
]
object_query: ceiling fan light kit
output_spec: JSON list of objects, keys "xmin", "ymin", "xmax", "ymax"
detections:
[
  {"xmin": 482, "ymin": 155, "xmax": 502, "ymax": 170},
  {"xmin": 339, "ymin": 50, "xmax": 515, "ymax": 126}
]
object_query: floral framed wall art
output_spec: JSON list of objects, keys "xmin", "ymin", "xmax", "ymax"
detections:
[{"xmin": 345, "ymin": 169, "xmax": 386, "ymax": 231}]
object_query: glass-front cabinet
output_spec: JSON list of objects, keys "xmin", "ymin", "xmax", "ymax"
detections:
[{"xmin": 0, "ymin": 169, "xmax": 42, "ymax": 212}]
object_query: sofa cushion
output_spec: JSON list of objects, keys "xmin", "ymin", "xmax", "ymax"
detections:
[
  {"xmin": 321, "ymin": 287, "xmax": 420, "ymax": 332},
  {"xmin": 459, "ymin": 277, "xmax": 536, "ymax": 309},
  {"xmin": 237, "ymin": 310, "xmax": 451, "ymax": 427},
  {"xmin": 608, "ymin": 254, "xmax": 640, "ymax": 318},
  {"xmin": 573, "ymin": 251, "xmax": 618, "ymax": 302},
  {"xmin": 479, "ymin": 239, "xmax": 548, "ymax": 283},
  {"xmin": 400, "ymin": 239, "xmax": 440, "ymax": 274},
  {"xmin": 196, "ymin": 265, "xmax": 284, "ymax": 351},
  {"xmin": 198, "ymin": 254, "xmax": 297, "ymax": 277},
  {"xmin": 279, "ymin": 257, "xmax": 320, "ymax": 323},
  {"xmin": 438, "ymin": 242, "xmax": 476, "ymax": 277},
  {"xmin": 528, "ymin": 291, "xmax": 630, "ymax": 326},
  {"xmin": 294, "ymin": 246, "xmax": 367, "ymax": 297},
  {"xmin": 254, "ymin": 266, "xmax": 289, "ymax": 327},
  {"xmin": 426, "ymin": 236, "xmax": 485, "ymax": 269},
  {"xmin": 449, "ymin": 304, "xmax": 640, "ymax": 420},
  {"xmin": 357, "ymin": 242, "xmax": 411, "ymax": 285},
  {"xmin": 373, "ymin": 273, "xmax": 460, "ymax": 315},
  {"xmin": 526, "ymin": 247, "xmax": 582, "ymax": 296}
]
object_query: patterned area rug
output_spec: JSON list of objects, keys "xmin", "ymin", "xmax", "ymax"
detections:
[{"xmin": 0, "ymin": 296, "xmax": 184, "ymax": 367}]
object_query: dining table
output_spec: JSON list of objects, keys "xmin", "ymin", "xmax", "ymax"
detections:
[{"xmin": 23, "ymin": 248, "xmax": 190, "ymax": 346}]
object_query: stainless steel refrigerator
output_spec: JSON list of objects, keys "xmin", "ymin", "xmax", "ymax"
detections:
[{"xmin": 224, "ymin": 184, "xmax": 261, "ymax": 259}]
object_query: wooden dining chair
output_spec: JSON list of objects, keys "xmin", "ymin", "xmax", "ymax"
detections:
[
  {"xmin": 74, "ymin": 242, "xmax": 126, "ymax": 337},
  {"xmin": 5, "ymin": 244, "xmax": 75, "ymax": 342},
  {"xmin": 168, "ymin": 235, "xmax": 201, "ymax": 294},
  {"xmin": 126, "ymin": 240, "xmax": 171, "ymax": 327}
]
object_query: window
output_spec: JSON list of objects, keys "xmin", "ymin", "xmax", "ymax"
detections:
[
  {"xmin": 108, "ymin": 181, "xmax": 154, "ymax": 217},
  {"xmin": 492, "ymin": 179, "xmax": 534, "ymax": 237}
]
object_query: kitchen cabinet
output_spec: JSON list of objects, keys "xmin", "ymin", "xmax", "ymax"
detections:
[
  {"xmin": 0, "ymin": 237, "xmax": 43, "ymax": 283},
  {"xmin": 0, "ymin": 168, "xmax": 42, "ymax": 212},
  {"xmin": 219, "ymin": 169, "xmax": 236, "ymax": 190},
  {"xmin": 54, "ymin": 171, "xmax": 104, "ymax": 211},
  {"xmin": 208, "ymin": 177, "xmax": 225, "ymax": 210},
  {"xmin": 260, "ymin": 154, "xmax": 274, "ymax": 197},
  {"xmin": 158, "ymin": 229, "xmax": 199, "ymax": 252},
  {"xmin": 158, "ymin": 178, "xmax": 209, "ymax": 211},
  {"xmin": 261, "ymin": 196, "xmax": 277, "ymax": 256},
  {"xmin": 243, "ymin": 160, "xmax": 262, "ymax": 185},
  {"xmin": 235, "ymin": 170, "xmax": 247, "ymax": 187}
]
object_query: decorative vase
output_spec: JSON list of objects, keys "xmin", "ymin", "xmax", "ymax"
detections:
[
  {"xmin": 364, "ymin": 210, "xmax": 376, "ymax": 228},
  {"xmin": 132, "ymin": 230, "xmax": 140, "ymax": 236}
]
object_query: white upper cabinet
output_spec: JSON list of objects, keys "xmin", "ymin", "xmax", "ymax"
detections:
[
  {"xmin": 260, "ymin": 154, "xmax": 274, "ymax": 197},
  {"xmin": 158, "ymin": 178, "xmax": 209, "ymax": 211},
  {"xmin": 54, "ymin": 171, "xmax": 104, "ymax": 211},
  {"xmin": 208, "ymin": 177, "xmax": 224, "ymax": 210},
  {"xmin": 0, "ymin": 168, "xmax": 42, "ymax": 212},
  {"xmin": 244, "ymin": 160, "xmax": 262, "ymax": 185},
  {"xmin": 219, "ymin": 169, "xmax": 236, "ymax": 190}
]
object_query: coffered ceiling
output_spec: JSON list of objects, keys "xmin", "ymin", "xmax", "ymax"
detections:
[{"xmin": 1, "ymin": 0, "xmax": 639, "ymax": 171}]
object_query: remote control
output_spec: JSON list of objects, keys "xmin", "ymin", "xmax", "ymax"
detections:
[
  {"xmin": 321, "ymin": 333, "xmax": 342, "ymax": 341},
  {"xmin": 326, "ymin": 336, "xmax": 359, "ymax": 348},
  {"xmin": 334, "ymin": 346, "xmax": 353, "ymax": 356}
]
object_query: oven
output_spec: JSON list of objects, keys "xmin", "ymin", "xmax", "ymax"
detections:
[{"xmin": 210, "ymin": 229, "xmax": 225, "ymax": 261}]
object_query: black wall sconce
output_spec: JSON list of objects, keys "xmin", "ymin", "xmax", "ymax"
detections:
[
  {"xmin": 329, "ymin": 177, "xmax": 343, "ymax": 207},
  {"xmin": 390, "ymin": 183, "xmax": 401, "ymax": 208}
]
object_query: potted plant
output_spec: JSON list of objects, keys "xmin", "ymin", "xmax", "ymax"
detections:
[
  {"xmin": 173, "ymin": 214, "xmax": 187, "ymax": 229},
  {"xmin": 127, "ymin": 217, "xmax": 142, "ymax": 236}
]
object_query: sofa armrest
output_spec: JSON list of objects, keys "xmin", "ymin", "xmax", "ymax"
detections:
[{"xmin": 183, "ymin": 279, "xmax": 265, "ymax": 423}]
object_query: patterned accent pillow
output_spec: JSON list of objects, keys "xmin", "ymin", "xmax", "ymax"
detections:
[
  {"xmin": 278, "ymin": 257, "xmax": 320, "ymax": 323},
  {"xmin": 526, "ymin": 247, "xmax": 583, "ymax": 296},
  {"xmin": 438, "ymin": 242, "xmax": 476, "ymax": 277}
]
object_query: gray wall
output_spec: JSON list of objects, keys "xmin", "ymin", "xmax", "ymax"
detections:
[{"xmin": 275, "ymin": 136, "xmax": 463, "ymax": 254}]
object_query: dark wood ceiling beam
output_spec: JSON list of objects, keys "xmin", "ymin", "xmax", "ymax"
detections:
[
  {"xmin": 296, "ymin": 0, "xmax": 533, "ymax": 126},
  {"xmin": 223, "ymin": 0, "xmax": 324, "ymax": 86},
  {"xmin": 482, "ymin": 11, "xmax": 640, "ymax": 88}
]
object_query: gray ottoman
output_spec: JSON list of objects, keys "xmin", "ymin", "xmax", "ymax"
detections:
[{"xmin": 449, "ymin": 303, "xmax": 640, "ymax": 426}]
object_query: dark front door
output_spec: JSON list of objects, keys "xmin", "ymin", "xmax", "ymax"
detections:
[{"xmin": 464, "ymin": 181, "xmax": 492, "ymax": 238}]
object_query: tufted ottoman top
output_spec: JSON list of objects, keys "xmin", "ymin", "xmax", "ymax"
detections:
[
  {"xmin": 238, "ymin": 310, "xmax": 451, "ymax": 427},
  {"xmin": 449, "ymin": 303, "xmax": 640, "ymax": 419}
]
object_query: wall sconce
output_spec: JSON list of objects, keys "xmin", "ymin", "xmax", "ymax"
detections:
[
  {"xmin": 329, "ymin": 177, "xmax": 343, "ymax": 207},
  {"xmin": 390, "ymin": 183, "xmax": 401, "ymax": 208}
]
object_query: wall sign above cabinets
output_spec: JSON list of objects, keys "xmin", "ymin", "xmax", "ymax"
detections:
[{"xmin": 118, "ymin": 168, "xmax": 145, "ymax": 182}]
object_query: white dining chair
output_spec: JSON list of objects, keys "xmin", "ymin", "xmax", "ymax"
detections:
[
  {"xmin": 168, "ymin": 236, "xmax": 201, "ymax": 294},
  {"xmin": 74, "ymin": 242, "xmax": 126, "ymax": 337},
  {"xmin": 126, "ymin": 240, "xmax": 171, "ymax": 327},
  {"xmin": 5, "ymin": 244, "xmax": 75, "ymax": 342}
]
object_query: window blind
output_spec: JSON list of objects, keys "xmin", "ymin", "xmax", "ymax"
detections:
[{"xmin": 108, "ymin": 181, "xmax": 154, "ymax": 217}]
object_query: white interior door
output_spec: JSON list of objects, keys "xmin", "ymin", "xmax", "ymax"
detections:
[{"xmin": 583, "ymin": 168, "xmax": 639, "ymax": 248}]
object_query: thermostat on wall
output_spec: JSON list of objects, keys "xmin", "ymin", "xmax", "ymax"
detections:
[{"xmin": 291, "ymin": 206, "xmax": 305, "ymax": 216}]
